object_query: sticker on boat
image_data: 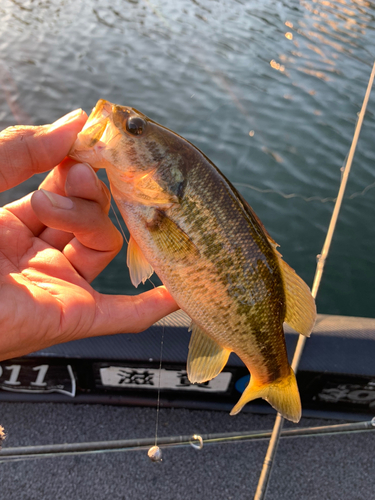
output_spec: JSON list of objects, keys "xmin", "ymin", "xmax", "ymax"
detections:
[{"xmin": 99, "ymin": 366, "xmax": 232, "ymax": 392}]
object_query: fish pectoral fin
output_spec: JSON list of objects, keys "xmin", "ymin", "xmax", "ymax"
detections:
[
  {"xmin": 127, "ymin": 236, "xmax": 154, "ymax": 288},
  {"xmin": 149, "ymin": 210, "xmax": 200, "ymax": 263},
  {"xmin": 187, "ymin": 322, "xmax": 231, "ymax": 383},
  {"xmin": 230, "ymin": 367, "xmax": 301, "ymax": 423},
  {"xmin": 277, "ymin": 257, "xmax": 316, "ymax": 337}
]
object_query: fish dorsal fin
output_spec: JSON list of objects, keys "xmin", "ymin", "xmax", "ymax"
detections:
[
  {"xmin": 149, "ymin": 210, "xmax": 199, "ymax": 263},
  {"xmin": 127, "ymin": 236, "xmax": 154, "ymax": 288},
  {"xmin": 278, "ymin": 257, "xmax": 316, "ymax": 337},
  {"xmin": 187, "ymin": 322, "xmax": 231, "ymax": 383}
]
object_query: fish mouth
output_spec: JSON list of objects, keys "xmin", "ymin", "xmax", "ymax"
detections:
[
  {"xmin": 77, "ymin": 99, "xmax": 114, "ymax": 144},
  {"xmin": 69, "ymin": 99, "xmax": 116, "ymax": 167},
  {"xmin": 86, "ymin": 99, "xmax": 113, "ymax": 123}
]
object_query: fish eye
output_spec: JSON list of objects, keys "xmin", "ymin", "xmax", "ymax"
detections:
[{"xmin": 126, "ymin": 116, "xmax": 146, "ymax": 136}]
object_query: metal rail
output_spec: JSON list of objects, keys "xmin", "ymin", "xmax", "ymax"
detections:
[{"xmin": 253, "ymin": 60, "xmax": 375, "ymax": 500}]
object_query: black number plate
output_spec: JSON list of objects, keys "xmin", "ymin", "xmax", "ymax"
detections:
[{"xmin": 0, "ymin": 361, "xmax": 76, "ymax": 397}]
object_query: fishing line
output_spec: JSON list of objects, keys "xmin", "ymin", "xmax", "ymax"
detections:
[
  {"xmin": 235, "ymin": 177, "xmax": 375, "ymax": 203},
  {"xmin": 348, "ymin": 181, "xmax": 375, "ymax": 199},
  {"xmin": 234, "ymin": 182, "xmax": 337, "ymax": 203},
  {"xmin": 154, "ymin": 323, "xmax": 164, "ymax": 446},
  {"xmin": 234, "ymin": 141, "xmax": 375, "ymax": 204},
  {"xmin": 147, "ymin": 322, "xmax": 165, "ymax": 462},
  {"xmin": 254, "ymin": 60, "xmax": 375, "ymax": 500},
  {"xmin": 110, "ymin": 202, "xmax": 129, "ymax": 245},
  {"xmin": 110, "ymin": 202, "xmax": 164, "ymax": 459}
]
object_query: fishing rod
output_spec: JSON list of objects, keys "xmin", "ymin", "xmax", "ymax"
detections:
[
  {"xmin": 1, "ymin": 418, "xmax": 374, "ymax": 462},
  {"xmin": 253, "ymin": 60, "xmax": 375, "ymax": 500}
]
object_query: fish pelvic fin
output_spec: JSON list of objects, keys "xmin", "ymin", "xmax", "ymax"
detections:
[
  {"xmin": 230, "ymin": 367, "xmax": 301, "ymax": 423},
  {"xmin": 127, "ymin": 236, "xmax": 154, "ymax": 288}
]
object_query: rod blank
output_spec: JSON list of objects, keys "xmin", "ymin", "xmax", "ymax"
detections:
[{"xmin": 1, "ymin": 418, "xmax": 374, "ymax": 461}]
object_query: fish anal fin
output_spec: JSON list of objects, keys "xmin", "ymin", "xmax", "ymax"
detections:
[
  {"xmin": 230, "ymin": 367, "xmax": 301, "ymax": 423},
  {"xmin": 126, "ymin": 235, "xmax": 154, "ymax": 288},
  {"xmin": 277, "ymin": 257, "xmax": 316, "ymax": 337},
  {"xmin": 187, "ymin": 322, "xmax": 231, "ymax": 383}
]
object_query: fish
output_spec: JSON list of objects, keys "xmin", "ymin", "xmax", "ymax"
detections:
[{"xmin": 69, "ymin": 99, "xmax": 316, "ymax": 423}]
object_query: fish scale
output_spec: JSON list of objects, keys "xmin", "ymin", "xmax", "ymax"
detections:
[{"xmin": 69, "ymin": 99, "xmax": 316, "ymax": 422}]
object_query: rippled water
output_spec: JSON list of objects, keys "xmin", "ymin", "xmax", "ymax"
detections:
[{"xmin": 0, "ymin": 0, "xmax": 374, "ymax": 317}]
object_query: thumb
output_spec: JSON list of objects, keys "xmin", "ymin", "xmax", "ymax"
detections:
[
  {"xmin": 0, "ymin": 108, "xmax": 88, "ymax": 192},
  {"xmin": 91, "ymin": 286, "xmax": 179, "ymax": 337}
]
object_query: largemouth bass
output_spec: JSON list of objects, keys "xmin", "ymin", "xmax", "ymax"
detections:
[{"xmin": 70, "ymin": 99, "xmax": 316, "ymax": 422}]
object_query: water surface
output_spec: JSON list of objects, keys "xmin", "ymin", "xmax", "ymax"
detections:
[{"xmin": 1, "ymin": 0, "xmax": 375, "ymax": 317}]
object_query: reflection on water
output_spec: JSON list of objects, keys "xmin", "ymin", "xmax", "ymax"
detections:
[
  {"xmin": 290, "ymin": 0, "xmax": 375, "ymax": 84},
  {"xmin": 0, "ymin": 0, "xmax": 374, "ymax": 317}
]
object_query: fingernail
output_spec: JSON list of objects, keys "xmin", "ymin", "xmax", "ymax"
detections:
[
  {"xmin": 49, "ymin": 109, "xmax": 84, "ymax": 131},
  {"xmin": 40, "ymin": 189, "xmax": 74, "ymax": 209}
]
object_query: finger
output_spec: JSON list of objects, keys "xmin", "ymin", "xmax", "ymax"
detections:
[
  {"xmin": 40, "ymin": 161, "xmax": 110, "ymax": 211},
  {"xmin": 64, "ymin": 163, "xmax": 111, "ymax": 212},
  {"xmin": 31, "ymin": 189, "xmax": 123, "ymax": 281},
  {"xmin": 36, "ymin": 163, "xmax": 111, "ymax": 250},
  {"xmin": 5, "ymin": 162, "xmax": 109, "ymax": 242},
  {"xmin": 4, "ymin": 159, "xmax": 87, "ymax": 237},
  {"xmin": 3, "ymin": 160, "xmax": 96, "ymax": 238},
  {"xmin": 0, "ymin": 109, "xmax": 87, "ymax": 192},
  {"xmin": 38, "ymin": 158, "xmax": 78, "ymax": 197},
  {"xmin": 3, "ymin": 192, "xmax": 44, "ymax": 237},
  {"xmin": 37, "ymin": 227, "xmax": 74, "ymax": 252},
  {"xmin": 91, "ymin": 286, "xmax": 179, "ymax": 336},
  {"xmin": 31, "ymin": 189, "xmax": 120, "ymax": 252}
]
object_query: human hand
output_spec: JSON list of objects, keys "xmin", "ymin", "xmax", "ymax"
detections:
[{"xmin": 0, "ymin": 109, "xmax": 178, "ymax": 361}]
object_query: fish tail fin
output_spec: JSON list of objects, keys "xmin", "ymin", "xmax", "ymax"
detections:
[{"xmin": 230, "ymin": 367, "xmax": 301, "ymax": 423}]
